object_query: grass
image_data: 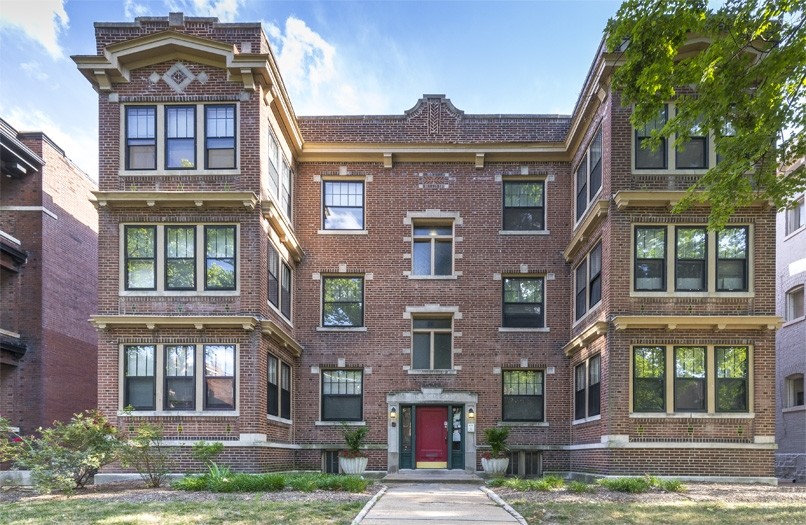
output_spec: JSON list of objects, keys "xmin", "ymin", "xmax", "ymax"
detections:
[
  {"xmin": 509, "ymin": 501, "xmax": 806, "ymax": 525},
  {"xmin": 173, "ymin": 471, "xmax": 369, "ymax": 493},
  {"xmin": 598, "ymin": 476, "xmax": 686, "ymax": 493},
  {"xmin": 2, "ymin": 499, "xmax": 367, "ymax": 525},
  {"xmin": 487, "ymin": 475, "xmax": 565, "ymax": 491}
]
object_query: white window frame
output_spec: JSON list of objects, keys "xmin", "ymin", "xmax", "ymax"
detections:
[
  {"xmin": 785, "ymin": 285, "xmax": 805, "ymax": 322},
  {"xmin": 411, "ymin": 315, "xmax": 453, "ymax": 371},
  {"xmin": 785, "ymin": 195, "xmax": 805, "ymax": 237},
  {"xmin": 321, "ymin": 179, "xmax": 366, "ymax": 232},
  {"xmin": 784, "ymin": 374, "xmax": 804, "ymax": 409},
  {"xmin": 411, "ymin": 220, "xmax": 455, "ymax": 278},
  {"xmin": 574, "ymin": 127, "xmax": 603, "ymax": 224},
  {"xmin": 320, "ymin": 275, "xmax": 365, "ymax": 330}
]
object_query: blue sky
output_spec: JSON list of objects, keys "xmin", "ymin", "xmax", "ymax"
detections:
[{"xmin": 0, "ymin": 0, "xmax": 624, "ymax": 180}]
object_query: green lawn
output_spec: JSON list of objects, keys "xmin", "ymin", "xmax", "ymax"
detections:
[
  {"xmin": 509, "ymin": 500, "xmax": 806, "ymax": 525},
  {"xmin": 3, "ymin": 498, "xmax": 367, "ymax": 525}
]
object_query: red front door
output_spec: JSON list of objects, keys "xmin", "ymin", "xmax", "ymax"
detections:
[{"xmin": 415, "ymin": 406, "xmax": 448, "ymax": 468}]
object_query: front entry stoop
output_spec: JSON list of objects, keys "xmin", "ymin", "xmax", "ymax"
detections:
[{"xmin": 383, "ymin": 469, "xmax": 483, "ymax": 484}]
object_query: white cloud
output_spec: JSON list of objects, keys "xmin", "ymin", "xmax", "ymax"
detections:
[
  {"xmin": 0, "ymin": 105, "xmax": 98, "ymax": 182},
  {"xmin": 167, "ymin": 0, "xmax": 244, "ymax": 23},
  {"xmin": 124, "ymin": 0, "xmax": 151, "ymax": 19},
  {"xmin": 20, "ymin": 61, "xmax": 49, "ymax": 81},
  {"xmin": 0, "ymin": 0, "xmax": 68, "ymax": 59}
]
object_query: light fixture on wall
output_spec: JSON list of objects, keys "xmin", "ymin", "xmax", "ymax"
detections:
[
  {"xmin": 390, "ymin": 406, "xmax": 397, "ymax": 427},
  {"xmin": 467, "ymin": 408, "xmax": 475, "ymax": 419}
]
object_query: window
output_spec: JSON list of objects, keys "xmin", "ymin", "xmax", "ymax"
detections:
[
  {"xmin": 675, "ymin": 114, "xmax": 708, "ymax": 169},
  {"xmin": 280, "ymin": 362, "xmax": 291, "ymax": 420},
  {"xmin": 323, "ymin": 181, "xmax": 364, "ymax": 230},
  {"xmin": 268, "ymin": 132, "xmax": 280, "ymax": 197},
  {"xmin": 281, "ymin": 161, "xmax": 292, "ymax": 218},
  {"xmin": 126, "ymin": 106, "xmax": 156, "ymax": 170},
  {"xmin": 575, "ymin": 355, "xmax": 601, "ymax": 421},
  {"xmin": 502, "ymin": 370, "xmax": 544, "ymax": 422},
  {"xmin": 165, "ymin": 226, "xmax": 196, "ymax": 290},
  {"xmin": 716, "ymin": 227, "xmax": 748, "ymax": 291},
  {"xmin": 634, "ymin": 227, "xmax": 666, "ymax": 291},
  {"xmin": 633, "ymin": 346, "xmax": 665, "ymax": 412},
  {"xmin": 715, "ymin": 346, "xmax": 748, "ymax": 412},
  {"xmin": 164, "ymin": 345, "xmax": 195, "ymax": 410},
  {"xmin": 205, "ymin": 105, "xmax": 236, "ymax": 169},
  {"xmin": 675, "ymin": 227, "xmax": 706, "ymax": 291},
  {"xmin": 412, "ymin": 317, "xmax": 452, "ymax": 370},
  {"xmin": 502, "ymin": 277, "xmax": 544, "ymax": 328},
  {"xmin": 321, "ymin": 369, "xmax": 363, "ymax": 421},
  {"xmin": 575, "ymin": 242, "xmax": 602, "ymax": 321},
  {"xmin": 205, "ymin": 226, "xmax": 236, "ymax": 290},
  {"xmin": 281, "ymin": 262, "xmax": 292, "ymax": 319},
  {"xmin": 635, "ymin": 105, "xmax": 667, "ymax": 169},
  {"xmin": 674, "ymin": 346, "xmax": 706, "ymax": 412},
  {"xmin": 122, "ymin": 344, "xmax": 236, "ymax": 412},
  {"xmin": 575, "ymin": 128, "xmax": 603, "ymax": 221},
  {"xmin": 322, "ymin": 276, "xmax": 364, "ymax": 327},
  {"xmin": 786, "ymin": 286, "xmax": 805, "ymax": 321},
  {"xmin": 503, "ymin": 181, "xmax": 544, "ymax": 231},
  {"xmin": 412, "ymin": 222, "xmax": 453, "ymax": 276},
  {"xmin": 204, "ymin": 345, "xmax": 235, "ymax": 410},
  {"xmin": 124, "ymin": 345, "xmax": 155, "ymax": 410},
  {"xmin": 786, "ymin": 197, "xmax": 805, "ymax": 235},
  {"xmin": 633, "ymin": 345, "xmax": 751, "ymax": 414},
  {"xmin": 125, "ymin": 226, "xmax": 157, "ymax": 290},
  {"xmin": 165, "ymin": 106, "xmax": 195, "ymax": 169},
  {"xmin": 268, "ymin": 244, "xmax": 279, "ymax": 307},
  {"xmin": 786, "ymin": 374, "xmax": 804, "ymax": 408},
  {"xmin": 267, "ymin": 355, "xmax": 279, "ymax": 417},
  {"xmin": 124, "ymin": 225, "xmax": 237, "ymax": 293}
]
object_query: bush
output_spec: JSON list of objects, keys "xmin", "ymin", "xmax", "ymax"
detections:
[
  {"xmin": 191, "ymin": 441, "xmax": 224, "ymax": 467},
  {"xmin": 482, "ymin": 427, "xmax": 509, "ymax": 459},
  {"xmin": 567, "ymin": 480, "xmax": 595, "ymax": 493},
  {"xmin": 598, "ymin": 476, "xmax": 653, "ymax": 493},
  {"xmin": 119, "ymin": 421, "xmax": 170, "ymax": 488},
  {"xmin": 172, "ymin": 471, "xmax": 368, "ymax": 493},
  {"xmin": 339, "ymin": 424, "xmax": 369, "ymax": 458},
  {"xmin": 658, "ymin": 478, "xmax": 686, "ymax": 492},
  {"xmin": 2, "ymin": 411, "xmax": 119, "ymax": 494}
]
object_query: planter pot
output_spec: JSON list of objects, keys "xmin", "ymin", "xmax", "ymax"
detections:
[
  {"xmin": 481, "ymin": 457, "xmax": 509, "ymax": 477},
  {"xmin": 338, "ymin": 456, "xmax": 368, "ymax": 475}
]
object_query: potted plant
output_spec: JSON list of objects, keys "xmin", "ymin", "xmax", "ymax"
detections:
[
  {"xmin": 481, "ymin": 426, "xmax": 510, "ymax": 476},
  {"xmin": 338, "ymin": 423, "xmax": 369, "ymax": 475}
]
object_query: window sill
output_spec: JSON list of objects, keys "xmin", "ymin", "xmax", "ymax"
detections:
[
  {"xmin": 783, "ymin": 225, "xmax": 806, "ymax": 240},
  {"xmin": 407, "ymin": 368, "xmax": 458, "ymax": 375},
  {"xmin": 406, "ymin": 274, "xmax": 461, "ymax": 280},
  {"xmin": 121, "ymin": 290, "xmax": 239, "ymax": 297},
  {"xmin": 498, "ymin": 421, "xmax": 548, "ymax": 427},
  {"xmin": 498, "ymin": 230, "xmax": 550, "ymax": 236},
  {"xmin": 119, "ymin": 169, "xmax": 239, "ymax": 177},
  {"xmin": 630, "ymin": 291, "xmax": 755, "ymax": 299},
  {"xmin": 267, "ymin": 301, "xmax": 293, "ymax": 327},
  {"xmin": 118, "ymin": 410, "xmax": 239, "ymax": 417},
  {"xmin": 267, "ymin": 415, "xmax": 293, "ymax": 425},
  {"xmin": 629, "ymin": 412, "xmax": 755, "ymax": 419},
  {"xmin": 782, "ymin": 405, "xmax": 806, "ymax": 414},
  {"xmin": 498, "ymin": 327, "xmax": 549, "ymax": 333},
  {"xmin": 315, "ymin": 421, "xmax": 366, "ymax": 427},
  {"xmin": 571, "ymin": 302, "xmax": 603, "ymax": 329},
  {"xmin": 572, "ymin": 414, "xmax": 601, "ymax": 425},
  {"xmin": 781, "ymin": 316, "xmax": 805, "ymax": 328},
  {"xmin": 316, "ymin": 326, "xmax": 368, "ymax": 332},
  {"xmin": 317, "ymin": 229, "xmax": 368, "ymax": 235}
]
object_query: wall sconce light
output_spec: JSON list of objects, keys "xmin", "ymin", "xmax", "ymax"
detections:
[
  {"xmin": 390, "ymin": 406, "xmax": 397, "ymax": 427},
  {"xmin": 467, "ymin": 408, "xmax": 475, "ymax": 419}
]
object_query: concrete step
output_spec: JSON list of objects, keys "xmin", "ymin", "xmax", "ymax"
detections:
[{"xmin": 383, "ymin": 469, "xmax": 484, "ymax": 484}]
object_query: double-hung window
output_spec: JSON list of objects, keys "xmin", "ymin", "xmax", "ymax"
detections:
[
  {"xmin": 204, "ymin": 345, "xmax": 235, "ymax": 410},
  {"xmin": 575, "ymin": 128, "xmax": 603, "ymax": 221},
  {"xmin": 503, "ymin": 181, "xmax": 544, "ymax": 231},
  {"xmin": 267, "ymin": 242, "xmax": 293, "ymax": 322},
  {"xmin": 321, "ymin": 369, "xmax": 363, "ymax": 421},
  {"xmin": 268, "ymin": 244, "xmax": 280, "ymax": 307},
  {"xmin": 165, "ymin": 106, "xmax": 195, "ymax": 169},
  {"xmin": 323, "ymin": 181, "xmax": 364, "ymax": 230},
  {"xmin": 165, "ymin": 345, "xmax": 195, "ymax": 410},
  {"xmin": 412, "ymin": 317, "xmax": 452, "ymax": 370},
  {"xmin": 205, "ymin": 105, "xmax": 236, "ymax": 169},
  {"xmin": 574, "ymin": 355, "xmax": 601, "ymax": 420},
  {"xmin": 280, "ymin": 362, "xmax": 291, "ymax": 420},
  {"xmin": 674, "ymin": 346, "xmax": 706, "ymax": 412},
  {"xmin": 281, "ymin": 262, "xmax": 292, "ymax": 320},
  {"xmin": 716, "ymin": 227, "xmax": 748, "ymax": 291},
  {"xmin": 126, "ymin": 106, "xmax": 156, "ymax": 170},
  {"xmin": 502, "ymin": 370, "xmax": 544, "ymax": 422},
  {"xmin": 676, "ymin": 113, "xmax": 708, "ymax": 169},
  {"xmin": 786, "ymin": 286, "xmax": 805, "ymax": 321},
  {"xmin": 165, "ymin": 226, "xmax": 196, "ymax": 290},
  {"xmin": 635, "ymin": 106, "xmax": 668, "ymax": 169},
  {"xmin": 715, "ymin": 346, "xmax": 748, "ymax": 412},
  {"xmin": 412, "ymin": 222, "xmax": 453, "ymax": 276},
  {"xmin": 268, "ymin": 132, "xmax": 280, "ymax": 197},
  {"xmin": 322, "ymin": 276, "xmax": 364, "ymax": 327},
  {"xmin": 502, "ymin": 277, "xmax": 544, "ymax": 328},
  {"xmin": 205, "ymin": 226, "xmax": 236, "ymax": 290},
  {"xmin": 634, "ymin": 227, "xmax": 666, "ymax": 291},
  {"xmin": 575, "ymin": 242, "xmax": 602, "ymax": 320},
  {"xmin": 124, "ymin": 226, "xmax": 157, "ymax": 290},
  {"xmin": 633, "ymin": 346, "xmax": 665, "ymax": 412},
  {"xmin": 124, "ymin": 345, "xmax": 156, "ymax": 410},
  {"xmin": 267, "ymin": 355, "xmax": 279, "ymax": 417},
  {"xmin": 281, "ymin": 161, "xmax": 292, "ymax": 218},
  {"xmin": 675, "ymin": 227, "xmax": 707, "ymax": 291},
  {"xmin": 786, "ymin": 196, "xmax": 805, "ymax": 235}
]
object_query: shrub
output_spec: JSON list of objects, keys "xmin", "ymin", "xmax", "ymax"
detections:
[
  {"xmin": 172, "ymin": 475, "xmax": 208, "ymax": 491},
  {"xmin": 598, "ymin": 476, "xmax": 653, "ymax": 493},
  {"xmin": 119, "ymin": 421, "xmax": 170, "ymax": 487},
  {"xmin": 339, "ymin": 423, "xmax": 369, "ymax": 458},
  {"xmin": 567, "ymin": 480, "xmax": 594, "ymax": 493},
  {"xmin": 3, "ymin": 411, "xmax": 119, "ymax": 493},
  {"xmin": 191, "ymin": 441, "xmax": 224, "ymax": 467},
  {"xmin": 481, "ymin": 427, "xmax": 509, "ymax": 459},
  {"xmin": 658, "ymin": 478, "xmax": 686, "ymax": 492}
]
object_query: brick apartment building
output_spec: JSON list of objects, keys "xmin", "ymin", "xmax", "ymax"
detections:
[
  {"xmin": 72, "ymin": 13, "xmax": 780, "ymax": 481},
  {"xmin": 0, "ymin": 118, "xmax": 98, "ymax": 434},
  {"xmin": 776, "ymin": 173, "xmax": 805, "ymax": 481}
]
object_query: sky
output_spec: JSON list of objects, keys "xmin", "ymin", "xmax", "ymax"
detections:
[{"xmin": 0, "ymin": 0, "xmax": 626, "ymax": 180}]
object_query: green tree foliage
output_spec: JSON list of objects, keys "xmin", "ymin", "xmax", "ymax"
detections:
[
  {"xmin": 607, "ymin": 0, "xmax": 806, "ymax": 228},
  {"xmin": 119, "ymin": 419, "xmax": 170, "ymax": 488}
]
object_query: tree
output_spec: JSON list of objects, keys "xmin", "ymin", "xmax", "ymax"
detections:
[{"xmin": 606, "ymin": 0, "xmax": 806, "ymax": 229}]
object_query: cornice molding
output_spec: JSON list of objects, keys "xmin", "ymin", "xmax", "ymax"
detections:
[
  {"xmin": 614, "ymin": 191, "xmax": 772, "ymax": 210},
  {"xmin": 563, "ymin": 321, "xmax": 608, "ymax": 357},
  {"xmin": 260, "ymin": 320, "xmax": 303, "ymax": 357},
  {"xmin": 563, "ymin": 200, "xmax": 609, "ymax": 262},
  {"xmin": 260, "ymin": 200, "xmax": 304, "ymax": 262},
  {"xmin": 612, "ymin": 315, "xmax": 782, "ymax": 332},
  {"xmin": 91, "ymin": 191, "xmax": 258, "ymax": 209},
  {"xmin": 90, "ymin": 315, "xmax": 259, "ymax": 331}
]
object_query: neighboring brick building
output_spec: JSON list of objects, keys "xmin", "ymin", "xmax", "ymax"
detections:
[
  {"xmin": 73, "ymin": 13, "xmax": 780, "ymax": 481},
  {"xmin": 0, "ymin": 118, "xmax": 98, "ymax": 434},
  {"xmin": 776, "ymin": 170, "xmax": 805, "ymax": 481}
]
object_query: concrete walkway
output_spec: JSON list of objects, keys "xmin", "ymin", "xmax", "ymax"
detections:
[{"xmin": 355, "ymin": 483, "xmax": 524, "ymax": 525}]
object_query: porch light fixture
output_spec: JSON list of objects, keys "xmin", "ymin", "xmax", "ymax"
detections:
[
  {"xmin": 467, "ymin": 408, "xmax": 475, "ymax": 419},
  {"xmin": 389, "ymin": 406, "xmax": 397, "ymax": 427}
]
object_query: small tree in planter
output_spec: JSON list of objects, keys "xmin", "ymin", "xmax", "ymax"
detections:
[
  {"xmin": 338, "ymin": 423, "xmax": 369, "ymax": 475},
  {"xmin": 481, "ymin": 426, "xmax": 510, "ymax": 477}
]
